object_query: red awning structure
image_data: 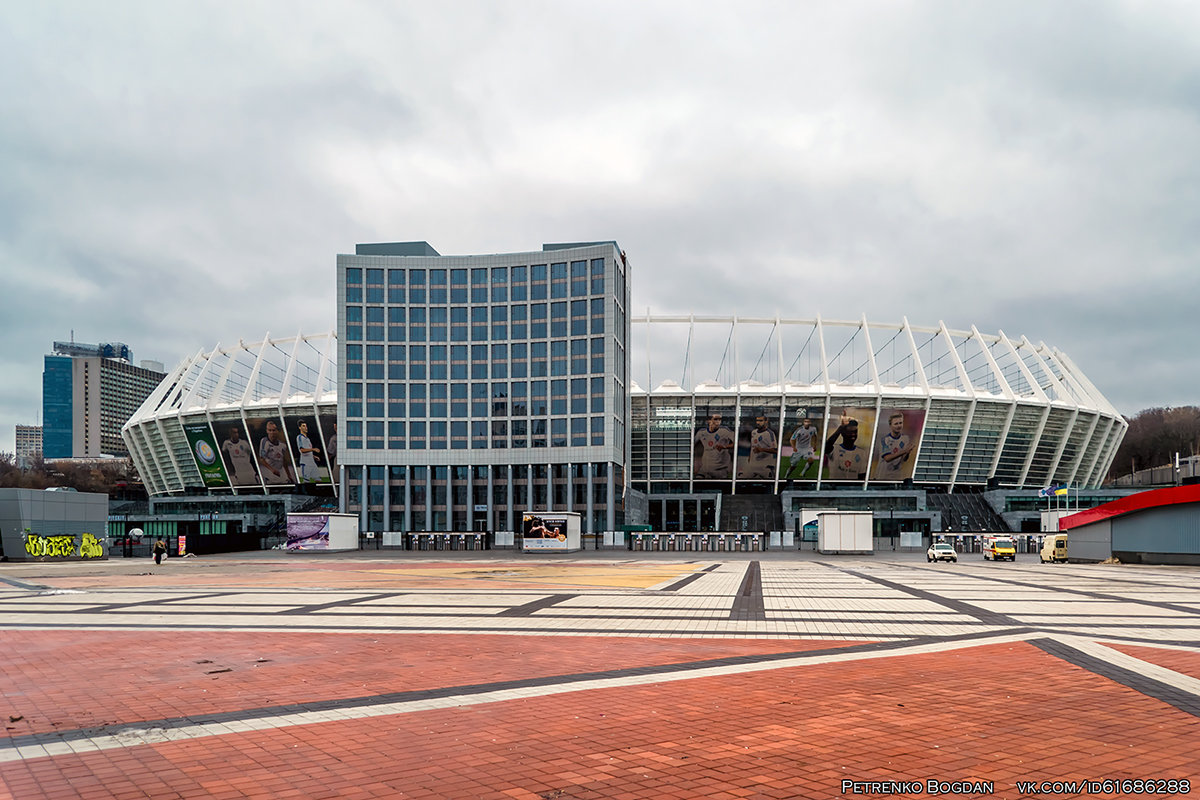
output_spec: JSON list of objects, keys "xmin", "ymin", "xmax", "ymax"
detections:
[{"xmin": 1059, "ymin": 484, "xmax": 1200, "ymax": 531}]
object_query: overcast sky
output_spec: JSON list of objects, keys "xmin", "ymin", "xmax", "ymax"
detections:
[{"xmin": 3, "ymin": 1, "xmax": 1199, "ymax": 452}]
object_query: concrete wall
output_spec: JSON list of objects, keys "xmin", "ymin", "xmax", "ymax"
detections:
[{"xmin": 0, "ymin": 488, "xmax": 109, "ymax": 561}]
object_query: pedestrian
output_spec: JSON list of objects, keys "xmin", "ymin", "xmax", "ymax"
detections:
[{"xmin": 153, "ymin": 538, "xmax": 167, "ymax": 566}]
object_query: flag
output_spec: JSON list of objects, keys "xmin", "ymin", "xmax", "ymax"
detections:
[
  {"xmin": 1054, "ymin": 486, "xmax": 1068, "ymax": 496},
  {"xmin": 1038, "ymin": 486, "xmax": 1055, "ymax": 498}
]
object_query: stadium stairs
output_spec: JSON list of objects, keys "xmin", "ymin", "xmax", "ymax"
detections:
[
  {"xmin": 719, "ymin": 493, "xmax": 785, "ymax": 533},
  {"xmin": 925, "ymin": 491, "xmax": 1010, "ymax": 533}
]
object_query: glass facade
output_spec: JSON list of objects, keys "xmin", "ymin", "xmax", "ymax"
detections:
[{"xmin": 338, "ymin": 242, "xmax": 630, "ymax": 535}]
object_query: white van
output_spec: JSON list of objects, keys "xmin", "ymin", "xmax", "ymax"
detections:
[{"xmin": 1040, "ymin": 534, "xmax": 1068, "ymax": 563}]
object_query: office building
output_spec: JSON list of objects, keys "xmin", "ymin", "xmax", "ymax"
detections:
[
  {"xmin": 42, "ymin": 340, "xmax": 166, "ymax": 458},
  {"xmin": 15, "ymin": 424, "xmax": 42, "ymax": 467},
  {"xmin": 337, "ymin": 241, "xmax": 631, "ymax": 535}
]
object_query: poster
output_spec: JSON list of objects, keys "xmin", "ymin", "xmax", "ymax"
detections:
[
  {"xmin": 736, "ymin": 408, "xmax": 779, "ymax": 480},
  {"xmin": 692, "ymin": 407, "xmax": 736, "ymax": 480},
  {"xmin": 780, "ymin": 408, "xmax": 824, "ymax": 480},
  {"xmin": 245, "ymin": 415, "xmax": 295, "ymax": 485},
  {"xmin": 522, "ymin": 514, "xmax": 568, "ymax": 551},
  {"xmin": 821, "ymin": 407, "xmax": 877, "ymax": 481},
  {"xmin": 284, "ymin": 413, "xmax": 332, "ymax": 485},
  {"xmin": 214, "ymin": 419, "xmax": 261, "ymax": 487},
  {"xmin": 182, "ymin": 421, "xmax": 230, "ymax": 488},
  {"xmin": 870, "ymin": 408, "xmax": 926, "ymax": 482},
  {"xmin": 287, "ymin": 514, "xmax": 330, "ymax": 550}
]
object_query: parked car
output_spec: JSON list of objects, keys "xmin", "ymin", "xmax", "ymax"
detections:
[
  {"xmin": 1040, "ymin": 533, "xmax": 1068, "ymax": 563},
  {"xmin": 927, "ymin": 542, "xmax": 958, "ymax": 562}
]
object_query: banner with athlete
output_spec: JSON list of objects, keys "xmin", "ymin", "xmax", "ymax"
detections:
[
  {"xmin": 692, "ymin": 406, "xmax": 736, "ymax": 480},
  {"xmin": 736, "ymin": 408, "xmax": 779, "ymax": 480},
  {"xmin": 869, "ymin": 408, "xmax": 926, "ymax": 481},
  {"xmin": 821, "ymin": 407, "xmax": 878, "ymax": 481},
  {"xmin": 780, "ymin": 408, "xmax": 824, "ymax": 480}
]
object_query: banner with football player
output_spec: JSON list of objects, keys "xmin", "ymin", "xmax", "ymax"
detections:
[
  {"xmin": 821, "ymin": 407, "xmax": 877, "ymax": 481},
  {"xmin": 869, "ymin": 408, "xmax": 926, "ymax": 482}
]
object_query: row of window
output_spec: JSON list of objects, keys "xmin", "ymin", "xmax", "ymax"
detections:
[
  {"xmin": 346, "ymin": 377, "xmax": 607, "ymax": 419},
  {"xmin": 347, "ymin": 262, "xmax": 606, "ymax": 285},
  {"xmin": 346, "ymin": 261, "xmax": 607, "ymax": 304},
  {"xmin": 348, "ymin": 300, "xmax": 604, "ymax": 324},
  {"xmin": 345, "ymin": 300, "xmax": 607, "ymax": 343},
  {"xmin": 344, "ymin": 416, "xmax": 605, "ymax": 450}
]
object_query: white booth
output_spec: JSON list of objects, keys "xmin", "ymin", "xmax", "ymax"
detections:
[
  {"xmin": 521, "ymin": 511, "xmax": 581, "ymax": 553},
  {"xmin": 286, "ymin": 513, "xmax": 359, "ymax": 552},
  {"xmin": 817, "ymin": 511, "xmax": 874, "ymax": 555}
]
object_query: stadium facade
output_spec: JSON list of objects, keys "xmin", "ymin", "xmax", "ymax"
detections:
[{"xmin": 123, "ymin": 242, "xmax": 1128, "ymax": 541}]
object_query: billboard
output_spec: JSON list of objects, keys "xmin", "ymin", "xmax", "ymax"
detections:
[
  {"xmin": 215, "ymin": 419, "xmax": 261, "ymax": 488},
  {"xmin": 521, "ymin": 513, "xmax": 580, "ymax": 551},
  {"xmin": 318, "ymin": 413, "xmax": 338, "ymax": 480},
  {"xmin": 870, "ymin": 408, "xmax": 926, "ymax": 482},
  {"xmin": 246, "ymin": 415, "xmax": 295, "ymax": 485},
  {"xmin": 821, "ymin": 407, "xmax": 877, "ymax": 481},
  {"xmin": 182, "ymin": 421, "xmax": 229, "ymax": 488},
  {"xmin": 692, "ymin": 407, "xmax": 736, "ymax": 480},
  {"xmin": 736, "ymin": 408, "xmax": 779, "ymax": 480},
  {"xmin": 286, "ymin": 514, "xmax": 330, "ymax": 550},
  {"xmin": 283, "ymin": 413, "xmax": 331, "ymax": 485},
  {"xmin": 780, "ymin": 408, "xmax": 824, "ymax": 480}
]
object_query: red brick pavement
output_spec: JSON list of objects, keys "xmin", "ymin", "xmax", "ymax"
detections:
[
  {"xmin": 1, "ymin": 631, "xmax": 844, "ymax": 739},
  {"xmin": 3, "ymin": 640, "xmax": 1198, "ymax": 799}
]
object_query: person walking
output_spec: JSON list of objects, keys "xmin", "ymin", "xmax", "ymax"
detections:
[{"xmin": 153, "ymin": 538, "xmax": 167, "ymax": 566}]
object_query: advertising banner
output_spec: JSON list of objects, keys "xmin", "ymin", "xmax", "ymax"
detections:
[
  {"xmin": 781, "ymin": 408, "xmax": 824, "ymax": 480},
  {"xmin": 318, "ymin": 413, "xmax": 338, "ymax": 480},
  {"xmin": 522, "ymin": 514, "xmax": 569, "ymax": 551},
  {"xmin": 246, "ymin": 415, "xmax": 295, "ymax": 485},
  {"xmin": 821, "ymin": 407, "xmax": 878, "ymax": 481},
  {"xmin": 693, "ymin": 407, "xmax": 736, "ymax": 480},
  {"xmin": 182, "ymin": 421, "xmax": 230, "ymax": 488},
  {"xmin": 736, "ymin": 408, "xmax": 780, "ymax": 480},
  {"xmin": 215, "ymin": 419, "xmax": 261, "ymax": 487},
  {"xmin": 870, "ymin": 408, "xmax": 926, "ymax": 482},
  {"xmin": 287, "ymin": 514, "xmax": 330, "ymax": 550},
  {"xmin": 283, "ymin": 413, "xmax": 331, "ymax": 485}
]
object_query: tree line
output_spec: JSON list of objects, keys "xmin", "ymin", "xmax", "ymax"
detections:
[{"xmin": 1108, "ymin": 406, "xmax": 1200, "ymax": 480}]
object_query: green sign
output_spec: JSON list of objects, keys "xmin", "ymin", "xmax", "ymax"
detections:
[{"xmin": 182, "ymin": 421, "xmax": 230, "ymax": 488}]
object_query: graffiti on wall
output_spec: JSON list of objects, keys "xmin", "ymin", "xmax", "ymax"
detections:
[{"xmin": 23, "ymin": 531, "xmax": 106, "ymax": 560}]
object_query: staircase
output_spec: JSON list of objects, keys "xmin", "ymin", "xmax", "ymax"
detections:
[
  {"xmin": 925, "ymin": 491, "xmax": 1010, "ymax": 533},
  {"xmin": 719, "ymin": 493, "xmax": 785, "ymax": 532}
]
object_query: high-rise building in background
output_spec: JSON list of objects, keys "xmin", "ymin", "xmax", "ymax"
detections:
[
  {"xmin": 42, "ymin": 340, "xmax": 166, "ymax": 459},
  {"xmin": 15, "ymin": 424, "xmax": 43, "ymax": 467},
  {"xmin": 337, "ymin": 241, "xmax": 632, "ymax": 534}
]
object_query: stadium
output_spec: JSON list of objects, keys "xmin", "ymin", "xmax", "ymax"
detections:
[
  {"xmin": 122, "ymin": 332, "xmax": 338, "ymax": 498},
  {"xmin": 121, "ymin": 310, "xmax": 1127, "ymax": 542},
  {"xmin": 630, "ymin": 315, "xmax": 1125, "ymax": 491}
]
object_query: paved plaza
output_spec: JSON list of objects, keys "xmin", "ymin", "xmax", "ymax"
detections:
[{"xmin": 1, "ymin": 550, "xmax": 1198, "ymax": 798}]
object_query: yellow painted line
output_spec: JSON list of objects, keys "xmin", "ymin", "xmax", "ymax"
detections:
[{"xmin": 364, "ymin": 564, "xmax": 702, "ymax": 590}]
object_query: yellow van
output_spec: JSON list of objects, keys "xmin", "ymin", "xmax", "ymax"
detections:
[
  {"xmin": 1040, "ymin": 534, "xmax": 1068, "ymax": 563},
  {"xmin": 982, "ymin": 536, "xmax": 1016, "ymax": 561}
]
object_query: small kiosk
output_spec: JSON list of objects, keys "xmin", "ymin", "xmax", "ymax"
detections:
[
  {"xmin": 817, "ymin": 511, "xmax": 873, "ymax": 555},
  {"xmin": 520, "ymin": 511, "xmax": 581, "ymax": 553},
  {"xmin": 286, "ymin": 512, "xmax": 358, "ymax": 552}
]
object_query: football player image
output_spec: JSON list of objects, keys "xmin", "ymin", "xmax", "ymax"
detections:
[
  {"xmin": 824, "ymin": 418, "xmax": 867, "ymax": 480},
  {"xmin": 740, "ymin": 415, "xmax": 778, "ymax": 479},
  {"xmin": 874, "ymin": 412, "xmax": 916, "ymax": 478},
  {"xmin": 694, "ymin": 413, "xmax": 736, "ymax": 479},
  {"xmin": 784, "ymin": 416, "xmax": 820, "ymax": 480}
]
